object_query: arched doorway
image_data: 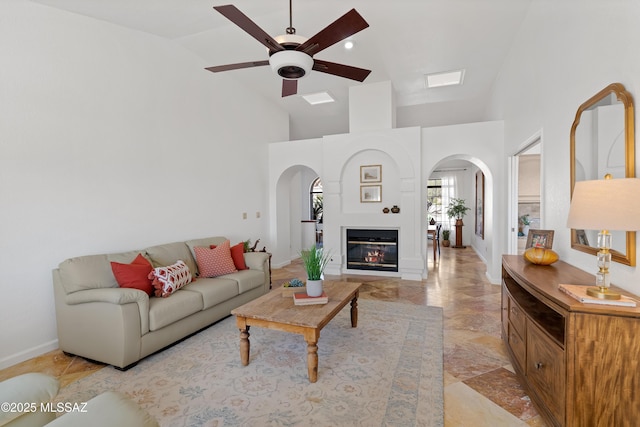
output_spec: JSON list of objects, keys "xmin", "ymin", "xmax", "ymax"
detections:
[
  {"xmin": 426, "ymin": 156, "xmax": 497, "ymax": 281},
  {"xmin": 271, "ymin": 165, "xmax": 320, "ymax": 268}
]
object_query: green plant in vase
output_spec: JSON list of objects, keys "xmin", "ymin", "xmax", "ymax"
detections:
[
  {"xmin": 446, "ymin": 198, "xmax": 470, "ymax": 248},
  {"xmin": 446, "ymin": 198, "xmax": 470, "ymax": 221},
  {"xmin": 300, "ymin": 245, "xmax": 331, "ymax": 297},
  {"xmin": 442, "ymin": 229, "xmax": 451, "ymax": 247}
]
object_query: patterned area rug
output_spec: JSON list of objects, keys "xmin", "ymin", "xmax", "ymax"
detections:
[{"xmin": 56, "ymin": 300, "xmax": 444, "ymax": 426}]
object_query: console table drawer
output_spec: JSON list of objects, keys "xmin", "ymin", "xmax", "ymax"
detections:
[
  {"xmin": 527, "ymin": 322, "xmax": 565, "ymax": 424},
  {"xmin": 508, "ymin": 322, "xmax": 526, "ymax": 370},
  {"xmin": 508, "ymin": 298, "xmax": 526, "ymax": 337}
]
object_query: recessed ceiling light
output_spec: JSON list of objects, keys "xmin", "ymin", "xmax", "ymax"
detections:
[
  {"xmin": 302, "ymin": 92, "xmax": 335, "ymax": 105},
  {"xmin": 344, "ymin": 40, "xmax": 354, "ymax": 50},
  {"xmin": 425, "ymin": 69, "xmax": 465, "ymax": 88}
]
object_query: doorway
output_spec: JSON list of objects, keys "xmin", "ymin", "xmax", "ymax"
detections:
[{"xmin": 509, "ymin": 134, "xmax": 542, "ymax": 255}]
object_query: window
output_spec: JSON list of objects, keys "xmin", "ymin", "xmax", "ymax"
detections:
[
  {"xmin": 429, "ymin": 172, "xmax": 462, "ymax": 232},
  {"xmin": 427, "ymin": 179, "xmax": 443, "ymax": 225},
  {"xmin": 310, "ymin": 177, "xmax": 323, "ymax": 223}
]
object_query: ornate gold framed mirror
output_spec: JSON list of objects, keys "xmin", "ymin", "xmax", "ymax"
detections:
[{"xmin": 570, "ymin": 83, "xmax": 635, "ymax": 265}]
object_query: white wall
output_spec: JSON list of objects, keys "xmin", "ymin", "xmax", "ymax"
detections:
[
  {"xmin": 0, "ymin": 0, "xmax": 289, "ymax": 368},
  {"xmin": 487, "ymin": 0, "xmax": 640, "ymax": 293}
]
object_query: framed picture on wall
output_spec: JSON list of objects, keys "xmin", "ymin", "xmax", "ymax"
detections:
[
  {"xmin": 475, "ymin": 170, "xmax": 484, "ymax": 239},
  {"xmin": 575, "ymin": 229, "xmax": 590, "ymax": 246},
  {"xmin": 526, "ymin": 229, "xmax": 555, "ymax": 249},
  {"xmin": 360, "ymin": 165, "xmax": 382, "ymax": 183},
  {"xmin": 360, "ymin": 185, "xmax": 382, "ymax": 203}
]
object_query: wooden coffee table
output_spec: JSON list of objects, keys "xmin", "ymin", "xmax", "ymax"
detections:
[{"xmin": 230, "ymin": 281, "xmax": 361, "ymax": 383}]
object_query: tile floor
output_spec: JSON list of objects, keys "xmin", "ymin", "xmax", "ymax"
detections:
[{"xmin": 0, "ymin": 245, "xmax": 546, "ymax": 426}]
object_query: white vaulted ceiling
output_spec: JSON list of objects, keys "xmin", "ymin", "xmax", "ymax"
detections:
[{"xmin": 31, "ymin": 0, "xmax": 532, "ymax": 139}]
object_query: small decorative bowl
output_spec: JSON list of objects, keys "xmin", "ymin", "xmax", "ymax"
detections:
[{"xmin": 524, "ymin": 247, "xmax": 559, "ymax": 265}]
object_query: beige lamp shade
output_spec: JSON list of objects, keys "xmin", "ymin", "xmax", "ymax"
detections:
[{"xmin": 567, "ymin": 178, "xmax": 640, "ymax": 231}]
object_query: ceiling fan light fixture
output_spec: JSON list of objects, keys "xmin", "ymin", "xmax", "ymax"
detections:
[{"xmin": 269, "ymin": 50, "xmax": 313, "ymax": 79}]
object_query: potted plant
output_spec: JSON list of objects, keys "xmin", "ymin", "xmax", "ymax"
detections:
[
  {"xmin": 300, "ymin": 245, "xmax": 331, "ymax": 297},
  {"xmin": 519, "ymin": 214, "xmax": 531, "ymax": 237},
  {"xmin": 446, "ymin": 198, "xmax": 470, "ymax": 248},
  {"xmin": 312, "ymin": 195, "xmax": 323, "ymax": 224},
  {"xmin": 446, "ymin": 198, "xmax": 471, "ymax": 222},
  {"xmin": 442, "ymin": 229, "xmax": 451, "ymax": 247}
]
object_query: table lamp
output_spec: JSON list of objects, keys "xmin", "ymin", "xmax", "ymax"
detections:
[{"xmin": 567, "ymin": 175, "xmax": 640, "ymax": 299}]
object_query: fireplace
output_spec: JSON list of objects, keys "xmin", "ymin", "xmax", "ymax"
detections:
[{"xmin": 346, "ymin": 229, "xmax": 398, "ymax": 272}]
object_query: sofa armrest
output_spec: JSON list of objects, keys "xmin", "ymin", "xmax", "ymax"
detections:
[
  {"xmin": 243, "ymin": 252, "xmax": 270, "ymax": 271},
  {"xmin": 63, "ymin": 288, "xmax": 149, "ymax": 338},
  {"xmin": 243, "ymin": 252, "xmax": 271, "ymax": 291},
  {"xmin": 0, "ymin": 373, "xmax": 59, "ymax": 427},
  {"xmin": 65, "ymin": 288, "xmax": 148, "ymax": 306}
]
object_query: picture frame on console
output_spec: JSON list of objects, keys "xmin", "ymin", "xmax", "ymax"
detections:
[
  {"xmin": 525, "ymin": 229, "xmax": 554, "ymax": 249},
  {"xmin": 360, "ymin": 165, "xmax": 382, "ymax": 183},
  {"xmin": 360, "ymin": 185, "xmax": 382, "ymax": 203}
]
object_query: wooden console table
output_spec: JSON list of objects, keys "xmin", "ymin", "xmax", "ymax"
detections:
[{"xmin": 502, "ymin": 255, "xmax": 640, "ymax": 427}]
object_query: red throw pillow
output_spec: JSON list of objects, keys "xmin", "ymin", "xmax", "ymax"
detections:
[
  {"xmin": 111, "ymin": 253, "xmax": 153, "ymax": 296},
  {"xmin": 210, "ymin": 242, "xmax": 248, "ymax": 270}
]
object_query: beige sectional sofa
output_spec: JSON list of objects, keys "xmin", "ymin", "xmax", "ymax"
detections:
[{"xmin": 52, "ymin": 236, "xmax": 271, "ymax": 369}]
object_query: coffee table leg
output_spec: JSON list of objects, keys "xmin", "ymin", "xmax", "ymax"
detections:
[
  {"xmin": 306, "ymin": 339, "xmax": 318, "ymax": 383},
  {"xmin": 351, "ymin": 291, "xmax": 359, "ymax": 327},
  {"xmin": 239, "ymin": 326, "xmax": 250, "ymax": 366}
]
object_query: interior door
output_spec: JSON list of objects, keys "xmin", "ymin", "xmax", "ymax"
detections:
[{"xmin": 509, "ymin": 135, "xmax": 542, "ymax": 255}]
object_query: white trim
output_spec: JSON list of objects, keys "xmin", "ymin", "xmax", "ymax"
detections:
[
  {"xmin": 0, "ymin": 339, "xmax": 58, "ymax": 370},
  {"xmin": 509, "ymin": 129, "xmax": 544, "ymax": 255}
]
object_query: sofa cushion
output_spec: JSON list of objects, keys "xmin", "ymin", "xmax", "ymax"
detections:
[
  {"xmin": 221, "ymin": 269, "xmax": 265, "ymax": 293},
  {"xmin": 111, "ymin": 253, "xmax": 154, "ymax": 296},
  {"xmin": 150, "ymin": 260, "xmax": 193, "ymax": 298},
  {"xmin": 194, "ymin": 242, "xmax": 237, "ymax": 278},
  {"xmin": 148, "ymin": 290, "xmax": 203, "ymax": 331},
  {"xmin": 185, "ymin": 236, "xmax": 228, "ymax": 257},
  {"xmin": 182, "ymin": 278, "xmax": 239, "ymax": 309},
  {"xmin": 45, "ymin": 391, "xmax": 159, "ymax": 427},
  {"xmin": 145, "ymin": 242, "xmax": 197, "ymax": 276},
  {"xmin": 59, "ymin": 254, "xmax": 116, "ymax": 294}
]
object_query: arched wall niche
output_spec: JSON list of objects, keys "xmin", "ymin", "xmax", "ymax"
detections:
[{"xmin": 322, "ymin": 127, "xmax": 424, "ymax": 280}]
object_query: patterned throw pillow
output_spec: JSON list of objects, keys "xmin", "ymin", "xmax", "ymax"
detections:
[
  {"xmin": 149, "ymin": 260, "xmax": 193, "ymax": 298},
  {"xmin": 195, "ymin": 240, "xmax": 237, "ymax": 277},
  {"xmin": 210, "ymin": 242, "xmax": 248, "ymax": 270},
  {"xmin": 111, "ymin": 253, "xmax": 154, "ymax": 296}
]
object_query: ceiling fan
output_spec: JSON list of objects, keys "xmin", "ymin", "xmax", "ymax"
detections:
[{"xmin": 205, "ymin": 1, "xmax": 371, "ymax": 97}]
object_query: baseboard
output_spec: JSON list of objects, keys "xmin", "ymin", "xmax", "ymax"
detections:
[
  {"xmin": 0, "ymin": 339, "xmax": 59, "ymax": 371},
  {"xmin": 271, "ymin": 259, "xmax": 292, "ymax": 269}
]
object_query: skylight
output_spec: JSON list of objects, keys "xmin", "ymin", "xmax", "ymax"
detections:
[
  {"xmin": 425, "ymin": 69, "xmax": 465, "ymax": 88},
  {"xmin": 302, "ymin": 92, "xmax": 335, "ymax": 105}
]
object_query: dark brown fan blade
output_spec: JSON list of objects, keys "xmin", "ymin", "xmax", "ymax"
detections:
[
  {"xmin": 214, "ymin": 5, "xmax": 284, "ymax": 53},
  {"xmin": 295, "ymin": 9, "xmax": 369, "ymax": 57},
  {"xmin": 312, "ymin": 59, "xmax": 371, "ymax": 82},
  {"xmin": 205, "ymin": 60, "xmax": 269, "ymax": 73},
  {"xmin": 282, "ymin": 79, "xmax": 298, "ymax": 97}
]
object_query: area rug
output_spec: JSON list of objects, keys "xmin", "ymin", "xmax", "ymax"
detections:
[{"xmin": 56, "ymin": 300, "xmax": 444, "ymax": 426}]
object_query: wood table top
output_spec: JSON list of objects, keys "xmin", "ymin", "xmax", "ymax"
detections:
[{"xmin": 231, "ymin": 281, "xmax": 362, "ymax": 329}]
